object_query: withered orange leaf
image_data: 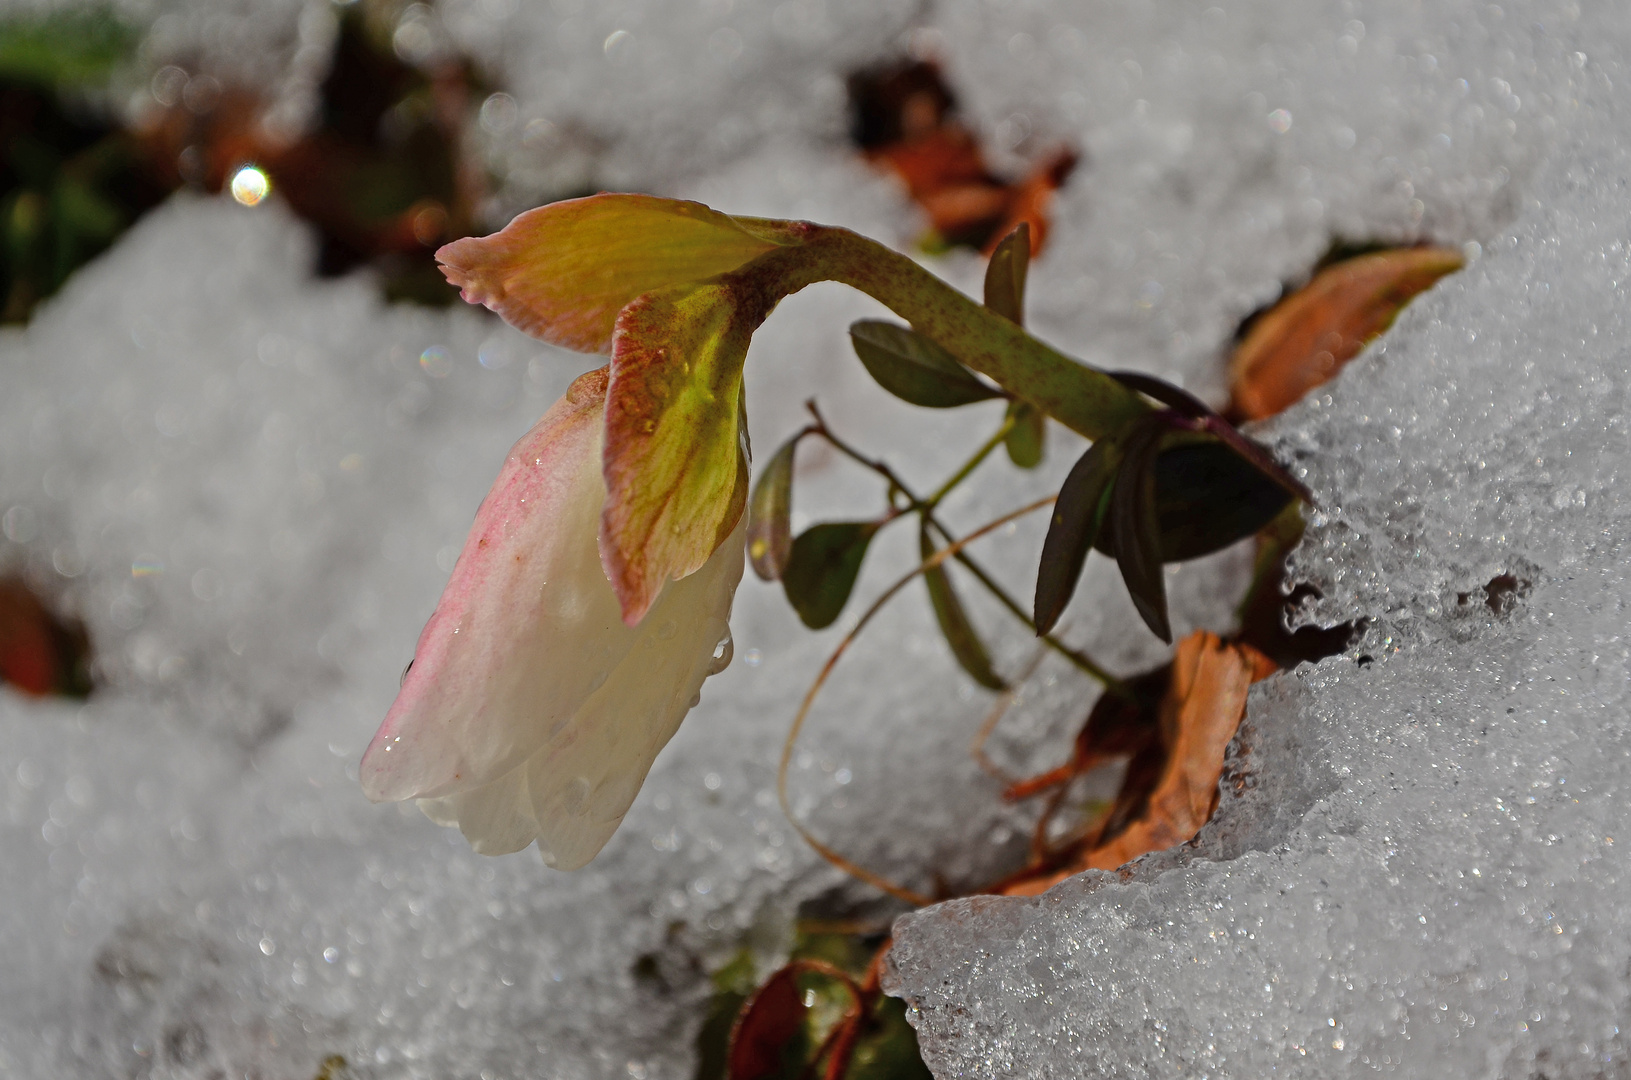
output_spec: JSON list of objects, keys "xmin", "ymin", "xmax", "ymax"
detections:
[
  {"xmin": 1228, "ymin": 246, "xmax": 1463, "ymax": 421},
  {"xmin": 1002, "ymin": 632, "xmax": 1272, "ymax": 896},
  {"xmin": 847, "ymin": 58, "xmax": 1075, "ymax": 254},
  {"xmin": 0, "ymin": 578, "xmax": 90, "ymax": 697},
  {"xmin": 727, "ymin": 965, "xmax": 807, "ymax": 1080}
]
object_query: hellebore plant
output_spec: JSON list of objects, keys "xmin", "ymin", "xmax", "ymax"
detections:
[{"xmin": 360, "ymin": 193, "xmax": 1307, "ymax": 869}]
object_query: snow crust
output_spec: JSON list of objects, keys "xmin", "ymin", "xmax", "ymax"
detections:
[
  {"xmin": 2, "ymin": 0, "xmax": 1628, "ymax": 1076},
  {"xmin": 888, "ymin": 3, "xmax": 1631, "ymax": 1077}
]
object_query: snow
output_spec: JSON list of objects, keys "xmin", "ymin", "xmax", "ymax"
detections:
[
  {"xmin": 887, "ymin": 2, "xmax": 1631, "ymax": 1077},
  {"xmin": 3, "ymin": 0, "xmax": 1629, "ymax": 1075}
]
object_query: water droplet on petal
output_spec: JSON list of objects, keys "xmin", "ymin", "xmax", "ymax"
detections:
[
  {"xmin": 707, "ymin": 633, "xmax": 733, "ymax": 674},
  {"xmin": 561, "ymin": 776, "xmax": 591, "ymax": 815}
]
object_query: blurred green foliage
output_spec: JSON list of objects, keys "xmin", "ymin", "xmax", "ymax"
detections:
[{"xmin": 0, "ymin": 6, "xmax": 162, "ymax": 323}]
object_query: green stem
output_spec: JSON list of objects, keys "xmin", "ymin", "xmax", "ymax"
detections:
[
  {"xmin": 739, "ymin": 228, "xmax": 1151, "ymax": 440},
  {"xmin": 923, "ymin": 414, "xmax": 1015, "ymax": 511},
  {"xmin": 924, "ymin": 515, "xmax": 1129, "ymax": 696},
  {"xmin": 806, "ymin": 404, "xmax": 1125, "ymax": 694}
]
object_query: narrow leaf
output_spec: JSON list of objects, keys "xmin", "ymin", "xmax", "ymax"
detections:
[
  {"xmin": 1080, "ymin": 632, "xmax": 1274, "ymax": 870},
  {"xmin": 747, "ymin": 435, "xmax": 799, "ymax": 581},
  {"xmin": 920, "ymin": 524, "xmax": 1005, "ymax": 690},
  {"xmin": 782, "ymin": 522, "xmax": 879, "ymax": 630},
  {"xmin": 849, "ymin": 320, "xmax": 1001, "ymax": 408},
  {"xmin": 726, "ymin": 966, "xmax": 807, "ymax": 1080},
  {"xmin": 1108, "ymin": 369, "xmax": 1211, "ymax": 418},
  {"xmin": 983, "ymin": 222, "xmax": 1030, "ymax": 325},
  {"xmin": 1003, "ymin": 399, "xmax": 1045, "ymax": 468},
  {"xmin": 1108, "ymin": 424, "xmax": 1171, "ymax": 642},
  {"xmin": 1033, "ymin": 436, "xmax": 1122, "ymax": 635}
]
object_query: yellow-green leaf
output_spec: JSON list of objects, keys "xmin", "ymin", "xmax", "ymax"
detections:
[{"xmin": 1003, "ymin": 399, "xmax": 1045, "ymax": 468}]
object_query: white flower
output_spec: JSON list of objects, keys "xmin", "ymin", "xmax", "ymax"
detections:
[{"xmin": 360, "ymin": 368, "xmax": 744, "ymax": 869}]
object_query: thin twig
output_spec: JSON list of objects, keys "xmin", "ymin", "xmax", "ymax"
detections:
[
  {"xmin": 779, "ymin": 496, "xmax": 1057, "ymax": 907},
  {"xmin": 969, "ymin": 644, "xmax": 1048, "ymax": 784},
  {"xmin": 924, "ymin": 515, "xmax": 1130, "ymax": 695}
]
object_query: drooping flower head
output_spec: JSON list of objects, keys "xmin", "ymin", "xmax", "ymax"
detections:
[
  {"xmin": 362, "ymin": 368, "xmax": 744, "ymax": 868},
  {"xmin": 361, "ymin": 196, "xmax": 799, "ymax": 866}
]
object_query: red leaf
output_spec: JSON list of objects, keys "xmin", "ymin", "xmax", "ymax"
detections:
[{"xmin": 727, "ymin": 966, "xmax": 807, "ymax": 1080}]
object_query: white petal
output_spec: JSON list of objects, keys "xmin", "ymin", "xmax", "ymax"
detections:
[
  {"xmin": 405, "ymin": 514, "xmax": 745, "ymax": 869},
  {"xmin": 528, "ymin": 514, "xmax": 745, "ymax": 869},
  {"xmin": 416, "ymin": 763, "xmax": 539, "ymax": 856},
  {"xmin": 362, "ymin": 370, "xmax": 651, "ymax": 802}
]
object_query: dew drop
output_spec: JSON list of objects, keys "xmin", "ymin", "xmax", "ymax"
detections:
[
  {"xmin": 707, "ymin": 633, "xmax": 733, "ymax": 674},
  {"xmin": 562, "ymin": 776, "xmax": 591, "ymax": 815}
]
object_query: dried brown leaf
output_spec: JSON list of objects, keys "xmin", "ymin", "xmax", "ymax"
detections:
[
  {"xmin": 1229, "ymin": 246, "xmax": 1463, "ymax": 420},
  {"xmin": 1001, "ymin": 631, "xmax": 1273, "ymax": 896}
]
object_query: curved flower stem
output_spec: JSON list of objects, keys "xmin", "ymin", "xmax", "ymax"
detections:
[
  {"xmin": 741, "ymin": 227, "xmax": 1152, "ymax": 440},
  {"xmin": 778, "ymin": 496, "xmax": 1057, "ymax": 907}
]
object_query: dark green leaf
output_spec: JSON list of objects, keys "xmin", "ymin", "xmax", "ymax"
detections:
[
  {"xmin": 747, "ymin": 435, "xmax": 798, "ymax": 581},
  {"xmin": 1092, "ymin": 440, "xmax": 1294, "ymax": 563},
  {"xmin": 1003, "ymin": 399, "xmax": 1045, "ymax": 468},
  {"xmin": 782, "ymin": 522, "xmax": 878, "ymax": 630},
  {"xmin": 1033, "ymin": 435, "xmax": 1122, "ymax": 635},
  {"xmin": 694, "ymin": 951, "xmax": 759, "ymax": 1080},
  {"xmin": 1108, "ymin": 425, "xmax": 1171, "ymax": 642},
  {"xmin": 920, "ymin": 524, "xmax": 1005, "ymax": 689},
  {"xmin": 983, "ymin": 222, "xmax": 1030, "ymax": 325},
  {"xmin": 1108, "ymin": 369, "xmax": 1211, "ymax": 418},
  {"xmin": 849, "ymin": 320, "xmax": 1001, "ymax": 408}
]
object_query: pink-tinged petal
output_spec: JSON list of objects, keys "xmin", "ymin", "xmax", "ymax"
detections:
[
  {"xmin": 601, "ymin": 281, "xmax": 755, "ymax": 624},
  {"xmin": 435, "ymin": 193, "xmax": 782, "ymax": 355},
  {"xmin": 361, "ymin": 367, "xmax": 642, "ymax": 803},
  {"xmin": 411, "ymin": 510, "xmax": 746, "ymax": 867}
]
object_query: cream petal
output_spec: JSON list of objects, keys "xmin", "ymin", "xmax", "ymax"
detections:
[
  {"xmin": 528, "ymin": 513, "xmax": 746, "ymax": 870},
  {"xmin": 362, "ymin": 368, "xmax": 648, "ymax": 802},
  {"xmin": 402, "ymin": 514, "xmax": 745, "ymax": 869},
  {"xmin": 416, "ymin": 764, "xmax": 539, "ymax": 856}
]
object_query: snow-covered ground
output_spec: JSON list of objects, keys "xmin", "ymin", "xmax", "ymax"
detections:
[{"xmin": 2, "ymin": 0, "xmax": 1627, "ymax": 1076}]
